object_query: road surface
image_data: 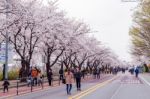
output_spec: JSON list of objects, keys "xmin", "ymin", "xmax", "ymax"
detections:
[{"xmin": 3, "ymin": 73, "xmax": 150, "ymax": 99}]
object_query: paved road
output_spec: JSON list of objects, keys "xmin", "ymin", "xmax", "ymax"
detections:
[
  {"xmin": 2, "ymin": 74, "xmax": 113, "ymax": 99},
  {"xmin": 71, "ymin": 73, "xmax": 150, "ymax": 99},
  {"xmin": 2, "ymin": 73, "xmax": 150, "ymax": 99}
]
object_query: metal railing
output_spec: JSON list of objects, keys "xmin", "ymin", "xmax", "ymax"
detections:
[{"xmin": 15, "ymin": 75, "xmax": 61, "ymax": 95}]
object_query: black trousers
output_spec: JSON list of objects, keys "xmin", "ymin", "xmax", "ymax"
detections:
[
  {"xmin": 59, "ymin": 75, "xmax": 63, "ymax": 80},
  {"xmin": 3, "ymin": 86, "xmax": 8, "ymax": 92},
  {"xmin": 48, "ymin": 78, "xmax": 52, "ymax": 86},
  {"xmin": 97, "ymin": 73, "xmax": 100, "ymax": 79},
  {"xmin": 76, "ymin": 78, "xmax": 81, "ymax": 90},
  {"xmin": 33, "ymin": 77, "xmax": 37, "ymax": 86}
]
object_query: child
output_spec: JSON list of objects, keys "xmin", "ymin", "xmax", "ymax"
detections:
[{"xmin": 2, "ymin": 79, "xmax": 10, "ymax": 93}]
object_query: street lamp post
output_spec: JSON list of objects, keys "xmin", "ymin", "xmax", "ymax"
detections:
[{"xmin": 4, "ymin": 0, "xmax": 9, "ymax": 80}]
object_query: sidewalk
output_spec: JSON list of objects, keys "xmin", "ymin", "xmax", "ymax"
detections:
[
  {"xmin": 0, "ymin": 80, "xmax": 22, "ymax": 90},
  {"xmin": 0, "ymin": 74, "xmax": 112, "ymax": 98},
  {"xmin": 0, "ymin": 75, "xmax": 91, "ymax": 98},
  {"xmin": 0, "ymin": 80, "xmax": 60, "ymax": 98},
  {"xmin": 139, "ymin": 73, "xmax": 150, "ymax": 86}
]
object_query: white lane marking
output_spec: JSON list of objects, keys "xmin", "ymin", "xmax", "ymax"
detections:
[
  {"xmin": 139, "ymin": 75, "xmax": 150, "ymax": 86},
  {"xmin": 110, "ymin": 84, "xmax": 122, "ymax": 99}
]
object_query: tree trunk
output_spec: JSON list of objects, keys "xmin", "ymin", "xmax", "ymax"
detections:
[
  {"xmin": 19, "ymin": 59, "xmax": 30, "ymax": 82},
  {"xmin": 46, "ymin": 62, "xmax": 50, "ymax": 77}
]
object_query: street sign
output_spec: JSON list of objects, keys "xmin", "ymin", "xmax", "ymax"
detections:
[
  {"xmin": 0, "ymin": 42, "xmax": 14, "ymax": 64},
  {"xmin": 0, "ymin": 42, "xmax": 6, "ymax": 63}
]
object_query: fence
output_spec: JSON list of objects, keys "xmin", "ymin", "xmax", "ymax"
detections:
[{"xmin": 0, "ymin": 75, "xmax": 61, "ymax": 95}]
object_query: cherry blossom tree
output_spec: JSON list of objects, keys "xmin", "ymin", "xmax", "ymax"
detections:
[{"xmin": 0, "ymin": 0, "xmax": 52, "ymax": 78}]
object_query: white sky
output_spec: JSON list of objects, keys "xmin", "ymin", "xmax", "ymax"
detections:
[
  {"xmin": 56, "ymin": 0, "xmax": 138, "ymax": 62},
  {"xmin": 41, "ymin": 0, "xmax": 138, "ymax": 62}
]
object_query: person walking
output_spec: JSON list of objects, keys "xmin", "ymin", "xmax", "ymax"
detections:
[
  {"xmin": 135, "ymin": 67, "xmax": 139, "ymax": 78},
  {"xmin": 65, "ymin": 69, "xmax": 73, "ymax": 95},
  {"xmin": 47, "ymin": 69, "xmax": 53, "ymax": 86},
  {"xmin": 96, "ymin": 67, "xmax": 101, "ymax": 79},
  {"xmin": 27, "ymin": 75, "xmax": 32, "ymax": 87},
  {"xmin": 2, "ymin": 79, "xmax": 10, "ymax": 93},
  {"xmin": 75, "ymin": 68, "xmax": 82, "ymax": 91},
  {"xmin": 93, "ymin": 68, "xmax": 97, "ymax": 79},
  {"xmin": 37, "ymin": 70, "xmax": 43, "ymax": 86},
  {"xmin": 81, "ymin": 68, "xmax": 86, "ymax": 79},
  {"xmin": 31, "ymin": 67, "xmax": 38, "ymax": 86},
  {"xmin": 59, "ymin": 68, "xmax": 64, "ymax": 81}
]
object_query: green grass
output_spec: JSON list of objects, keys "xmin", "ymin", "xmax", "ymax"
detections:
[
  {"xmin": 0, "ymin": 70, "xmax": 19, "ymax": 81},
  {"xmin": 0, "ymin": 72, "xmax": 2, "ymax": 80}
]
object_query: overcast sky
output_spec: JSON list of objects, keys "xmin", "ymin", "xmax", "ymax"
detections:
[{"xmin": 51, "ymin": 0, "xmax": 138, "ymax": 61}]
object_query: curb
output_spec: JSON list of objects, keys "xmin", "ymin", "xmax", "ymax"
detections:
[
  {"xmin": 139, "ymin": 75, "xmax": 150, "ymax": 86},
  {"xmin": 0, "ymin": 83, "xmax": 61, "ymax": 99}
]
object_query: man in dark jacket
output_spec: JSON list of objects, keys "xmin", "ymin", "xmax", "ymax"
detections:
[
  {"xmin": 48, "ymin": 69, "xmax": 53, "ymax": 86},
  {"xmin": 96, "ymin": 68, "xmax": 101, "ymax": 79},
  {"xmin": 59, "ymin": 69, "xmax": 64, "ymax": 80},
  {"xmin": 81, "ymin": 68, "xmax": 86, "ymax": 79},
  {"xmin": 3, "ymin": 79, "xmax": 10, "ymax": 93},
  {"xmin": 135, "ymin": 67, "xmax": 139, "ymax": 78},
  {"xmin": 75, "ymin": 68, "xmax": 82, "ymax": 91}
]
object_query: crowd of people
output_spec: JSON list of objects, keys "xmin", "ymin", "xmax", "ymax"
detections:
[
  {"xmin": 23, "ymin": 65, "xmax": 138, "ymax": 96},
  {"xmin": 27, "ymin": 67, "xmax": 44, "ymax": 87},
  {"xmin": 2, "ymin": 64, "xmax": 138, "ymax": 94},
  {"xmin": 129, "ymin": 66, "xmax": 139, "ymax": 78},
  {"xmin": 59, "ymin": 66, "xmax": 126, "ymax": 95}
]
